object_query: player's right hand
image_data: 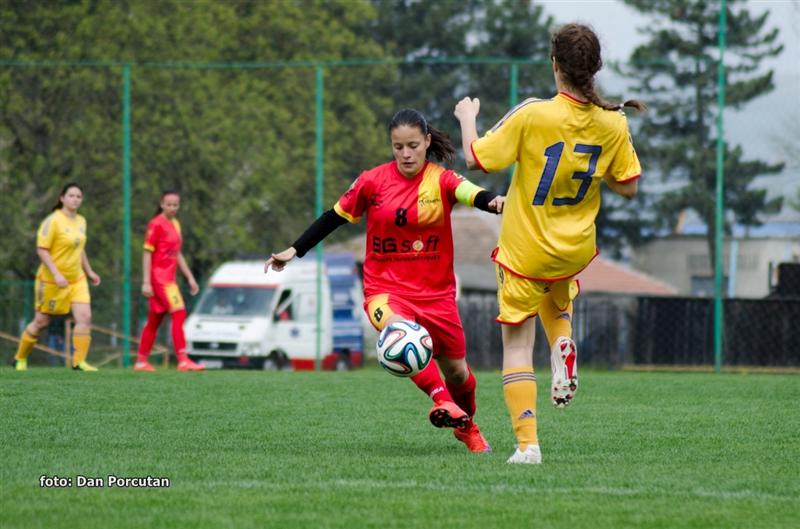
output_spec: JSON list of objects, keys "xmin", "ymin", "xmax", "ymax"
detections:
[
  {"xmin": 54, "ymin": 274, "xmax": 69, "ymax": 288},
  {"xmin": 141, "ymin": 283, "xmax": 153, "ymax": 298},
  {"xmin": 265, "ymin": 247, "xmax": 297, "ymax": 273}
]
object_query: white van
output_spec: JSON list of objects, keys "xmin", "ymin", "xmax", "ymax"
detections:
[{"xmin": 185, "ymin": 260, "xmax": 334, "ymax": 370}]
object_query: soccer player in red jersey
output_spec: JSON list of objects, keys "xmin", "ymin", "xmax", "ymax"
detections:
[
  {"xmin": 134, "ymin": 191, "xmax": 204, "ymax": 372},
  {"xmin": 266, "ymin": 109, "xmax": 504, "ymax": 453}
]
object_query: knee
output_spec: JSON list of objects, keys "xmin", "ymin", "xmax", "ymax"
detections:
[
  {"xmin": 73, "ymin": 313, "xmax": 92, "ymax": 328},
  {"xmin": 440, "ymin": 361, "xmax": 468, "ymax": 384},
  {"xmin": 30, "ymin": 316, "xmax": 50, "ymax": 334}
]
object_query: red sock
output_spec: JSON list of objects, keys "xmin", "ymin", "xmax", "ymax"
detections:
[
  {"xmin": 446, "ymin": 365, "xmax": 477, "ymax": 418},
  {"xmin": 171, "ymin": 310, "xmax": 188, "ymax": 363},
  {"xmin": 137, "ymin": 311, "xmax": 165, "ymax": 363},
  {"xmin": 411, "ymin": 360, "xmax": 454, "ymax": 403}
]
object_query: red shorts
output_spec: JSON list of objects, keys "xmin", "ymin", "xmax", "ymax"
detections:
[
  {"xmin": 149, "ymin": 282, "xmax": 185, "ymax": 314},
  {"xmin": 364, "ymin": 293, "xmax": 466, "ymax": 360}
]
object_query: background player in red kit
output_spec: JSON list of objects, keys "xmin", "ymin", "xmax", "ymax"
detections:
[
  {"xmin": 134, "ymin": 191, "xmax": 205, "ymax": 371},
  {"xmin": 266, "ymin": 109, "xmax": 504, "ymax": 453}
]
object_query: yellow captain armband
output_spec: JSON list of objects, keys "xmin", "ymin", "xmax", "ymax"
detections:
[{"xmin": 455, "ymin": 180, "xmax": 483, "ymax": 207}]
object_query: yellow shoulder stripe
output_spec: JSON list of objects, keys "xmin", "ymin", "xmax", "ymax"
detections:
[{"xmin": 333, "ymin": 202, "xmax": 360, "ymax": 224}]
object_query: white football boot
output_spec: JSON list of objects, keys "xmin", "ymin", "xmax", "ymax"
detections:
[
  {"xmin": 506, "ymin": 444, "xmax": 542, "ymax": 464},
  {"xmin": 551, "ymin": 336, "xmax": 578, "ymax": 408}
]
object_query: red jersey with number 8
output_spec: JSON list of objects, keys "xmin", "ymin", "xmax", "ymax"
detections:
[
  {"xmin": 334, "ymin": 161, "xmax": 467, "ymax": 299},
  {"xmin": 143, "ymin": 215, "xmax": 182, "ymax": 286}
]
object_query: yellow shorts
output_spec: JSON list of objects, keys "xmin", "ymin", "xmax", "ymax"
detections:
[
  {"xmin": 35, "ymin": 276, "xmax": 91, "ymax": 315},
  {"xmin": 495, "ymin": 265, "xmax": 579, "ymax": 324},
  {"xmin": 149, "ymin": 282, "xmax": 185, "ymax": 314}
]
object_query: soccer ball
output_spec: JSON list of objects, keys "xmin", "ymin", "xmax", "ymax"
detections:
[{"xmin": 376, "ymin": 320, "xmax": 433, "ymax": 377}]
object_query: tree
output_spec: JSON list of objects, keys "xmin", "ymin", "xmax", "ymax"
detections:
[
  {"xmin": 0, "ymin": 0, "xmax": 392, "ymax": 292},
  {"xmin": 623, "ymin": 0, "xmax": 784, "ymax": 264},
  {"xmin": 368, "ymin": 0, "xmax": 553, "ymax": 188}
]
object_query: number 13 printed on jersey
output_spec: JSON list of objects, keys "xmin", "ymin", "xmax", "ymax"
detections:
[{"xmin": 532, "ymin": 142, "xmax": 602, "ymax": 207}]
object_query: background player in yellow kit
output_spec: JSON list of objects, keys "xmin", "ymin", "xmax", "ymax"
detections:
[
  {"xmin": 14, "ymin": 182, "xmax": 102, "ymax": 371},
  {"xmin": 455, "ymin": 23, "xmax": 644, "ymax": 464}
]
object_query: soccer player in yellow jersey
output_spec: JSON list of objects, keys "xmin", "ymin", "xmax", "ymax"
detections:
[
  {"xmin": 14, "ymin": 183, "xmax": 102, "ymax": 372},
  {"xmin": 455, "ymin": 23, "xmax": 644, "ymax": 464}
]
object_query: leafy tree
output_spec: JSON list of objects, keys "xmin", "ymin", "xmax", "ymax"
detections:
[
  {"xmin": 0, "ymin": 0, "xmax": 392, "ymax": 295},
  {"xmin": 368, "ymin": 0, "xmax": 553, "ymax": 185},
  {"xmin": 622, "ymin": 0, "xmax": 784, "ymax": 264}
]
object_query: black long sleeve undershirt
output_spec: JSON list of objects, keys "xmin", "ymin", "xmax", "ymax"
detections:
[
  {"xmin": 291, "ymin": 209, "xmax": 348, "ymax": 258},
  {"xmin": 473, "ymin": 190, "xmax": 500, "ymax": 213},
  {"xmin": 294, "ymin": 190, "xmax": 498, "ymax": 258}
]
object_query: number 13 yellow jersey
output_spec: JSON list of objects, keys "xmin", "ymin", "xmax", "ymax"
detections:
[{"xmin": 472, "ymin": 92, "xmax": 641, "ymax": 280}]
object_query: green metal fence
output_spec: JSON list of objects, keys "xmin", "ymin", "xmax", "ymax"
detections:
[{"xmin": 0, "ymin": 20, "xmax": 737, "ymax": 370}]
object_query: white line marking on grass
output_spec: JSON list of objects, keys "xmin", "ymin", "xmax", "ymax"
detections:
[{"xmin": 199, "ymin": 479, "xmax": 796, "ymax": 502}]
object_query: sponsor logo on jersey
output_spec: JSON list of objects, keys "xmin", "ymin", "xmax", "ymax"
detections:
[
  {"xmin": 418, "ymin": 197, "xmax": 441, "ymax": 207},
  {"xmin": 371, "ymin": 235, "xmax": 439, "ymax": 254}
]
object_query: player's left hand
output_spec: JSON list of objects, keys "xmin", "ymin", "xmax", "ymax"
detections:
[
  {"xmin": 488, "ymin": 195, "xmax": 505, "ymax": 214},
  {"xmin": 454, "ymin": 97, "xmax": 481, "ymax": 121},
  {"xmin": 189, "ymin": 279, "xmax": 200, "ymax": 296},
  {"xmin": 88, "ymin": 271, "xmax": 101, "ymax": 286}
]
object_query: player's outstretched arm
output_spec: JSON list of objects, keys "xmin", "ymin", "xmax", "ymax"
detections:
[
  {"xmin": 454, "ymin": 97, "xmax": 481, "ymax": 170},
  {"xmin": 265, "ymin": 209, "xmax": 348, "ymax": 273}
]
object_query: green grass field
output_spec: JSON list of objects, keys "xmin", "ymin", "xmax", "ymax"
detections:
[{"xmin": 1, "ymin": 367, "xmax": 798, "ymax": 529}]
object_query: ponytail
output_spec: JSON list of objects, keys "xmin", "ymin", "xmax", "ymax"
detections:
[
  {"xmin": 582, "ymin": 82, "xmax": 647, "ymax": 112},
  {"xmin": 551, "ymin": 23, "xmax": 646, "ymax": 113},
  {"xmin": 426, "ymin": 125, "xmax": 456, "ymax": 165}
]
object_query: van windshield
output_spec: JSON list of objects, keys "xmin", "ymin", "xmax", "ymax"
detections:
[{"xmin": 195, "ymin": 286, "xmax": 276, "ymax": 317}]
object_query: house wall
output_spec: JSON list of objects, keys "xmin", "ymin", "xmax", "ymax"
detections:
[{"xmin": 632, "ymin": 236, "xmax": 800, "ymax": 297}]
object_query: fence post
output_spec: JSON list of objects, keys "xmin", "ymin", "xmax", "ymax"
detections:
[
  {"xmin": 713, "ymin": 0, "xmax": 727, "ymax": 373},
  {"xmin": 314, "ymin": 64, "xmax": 325, "ymax": 371},
  {"xmin": 121, "ymin": 63, "xmax": 132, "ymax": 368},
  {"xmin": 507, "ymin": 62, "xmax": 518, "ymax": 190}
]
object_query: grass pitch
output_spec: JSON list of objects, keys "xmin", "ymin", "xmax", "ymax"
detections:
[{"xmin": 1, "ymin": 367, "xmax": 798, "ymax": 529}]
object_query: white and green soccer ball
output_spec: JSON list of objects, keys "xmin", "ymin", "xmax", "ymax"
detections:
[{"xmin": 376, "ymin": 320, "xmax": 433, "ymax": 377}]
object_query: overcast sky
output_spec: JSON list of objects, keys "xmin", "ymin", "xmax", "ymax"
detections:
[{"xmin": 539, "ymin": 0, "xmax": 800, "ymax": 220}]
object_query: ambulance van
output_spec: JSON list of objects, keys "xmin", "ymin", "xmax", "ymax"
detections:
[{"xmin": 185, "ymin": 255, "xmax": 363, "ymax": 370}]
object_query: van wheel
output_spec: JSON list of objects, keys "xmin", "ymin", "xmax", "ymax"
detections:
[{"xmin": 262, "ymin": 350, "xmax": 289, "ymax": 370}]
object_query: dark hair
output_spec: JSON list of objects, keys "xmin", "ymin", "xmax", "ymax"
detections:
[
  {"xmin": 551, "ymin": 24, "xmax": 646, "ymax": 112},
  {"xmin": 51, "ymin": 182, "xmax": 83, "ymax": 211},
  {"xmin": 389, "ymin": 108, "xmax": 456, "ymax": 165},
  {"xmin": 153, "ymin": 189, "xmax": 180, "ymax": 218}
]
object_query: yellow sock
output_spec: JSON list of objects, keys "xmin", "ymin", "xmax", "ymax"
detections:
[
  {"xmin": 72, "ymin": 333, "xmax": 92, "ymax": 366},
  {"xmin": 15, "ymin": 331, "xmax": 38, "ymax": 361},
  {"xmin": 502, "ymin": 367, "xmax": 538, "ymax": 448},
  {"xmin": 539, "ymin": 294, "xmax": 573, "ymax": 347}
]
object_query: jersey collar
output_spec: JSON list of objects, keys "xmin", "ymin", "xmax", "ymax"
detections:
[
  {"xmin": 391, "ymin": 159, "xmax": 429, "ymax": 181},
  {"xmin": 558, "ymin": 91, "xmax": 591, "ymax": 106}
]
